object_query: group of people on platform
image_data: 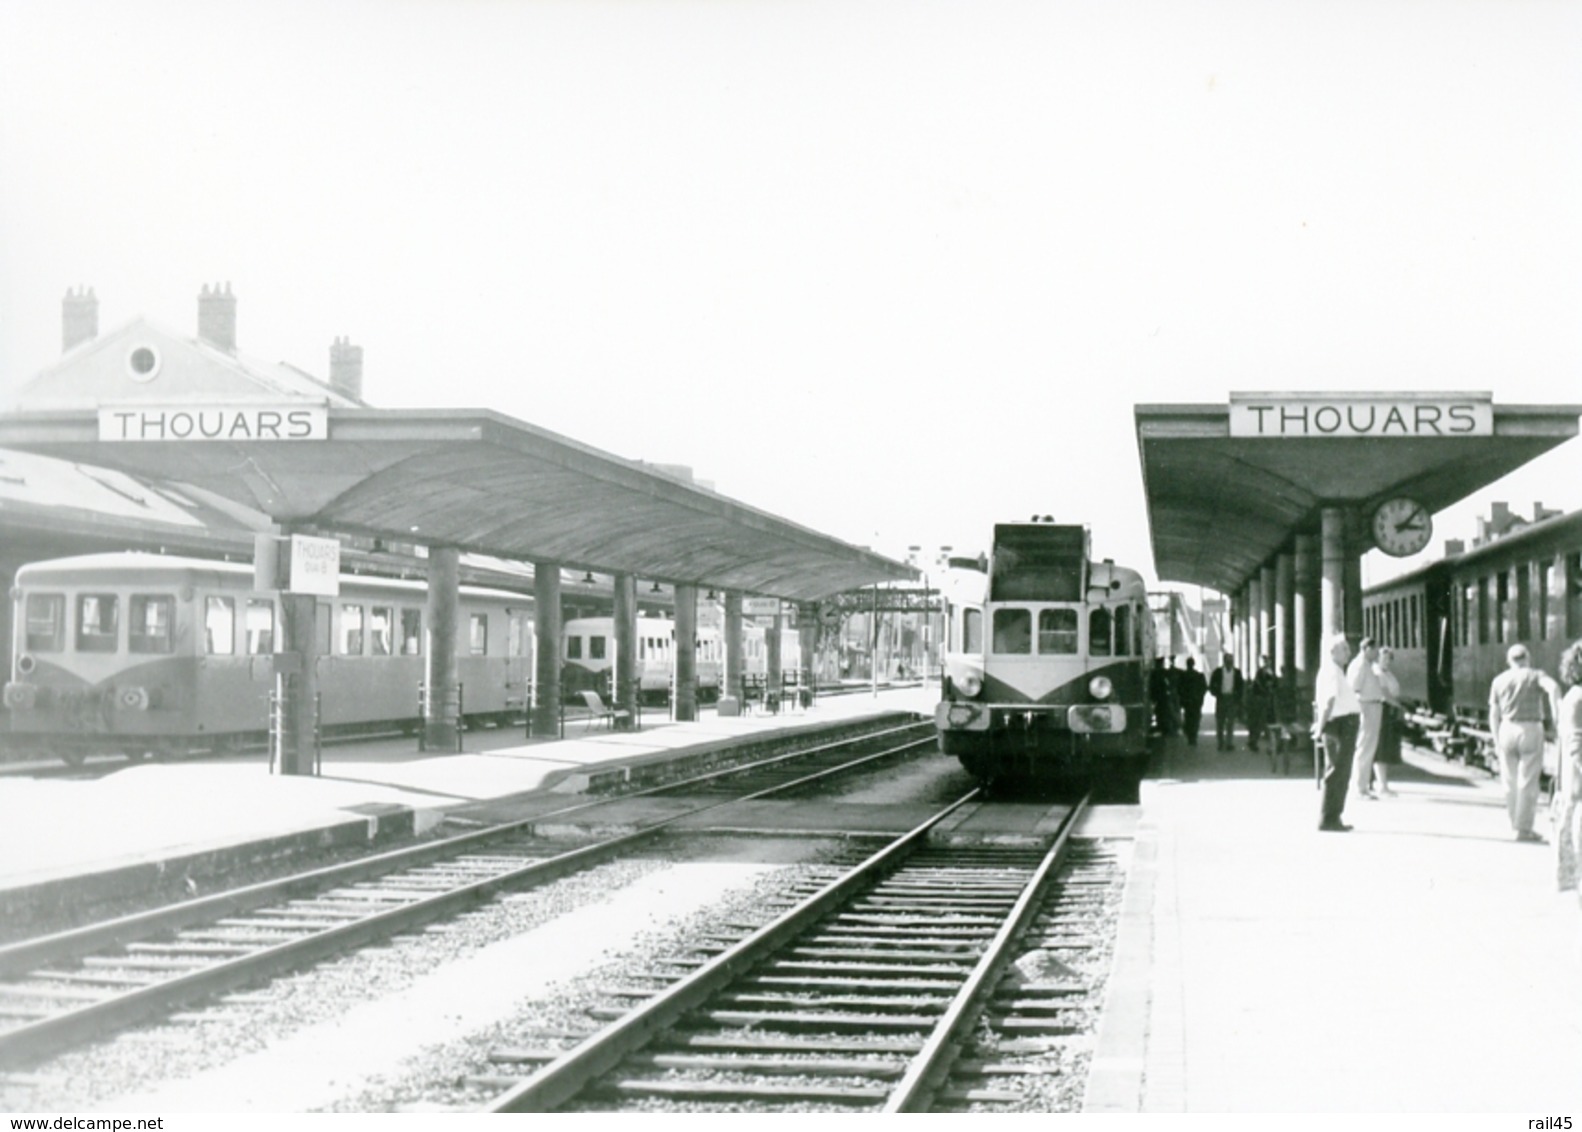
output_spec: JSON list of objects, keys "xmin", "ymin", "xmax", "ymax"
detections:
[
  {"xmin": 1149, "ymin": 653, "xmax": 1286, "ymax": 753},
  {"xmin": 1310, "ymin": 633, "xmax": 1582, "ymax": 906}
]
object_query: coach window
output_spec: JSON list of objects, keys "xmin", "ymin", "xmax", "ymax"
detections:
[
  {"xmin": 24, "ymin": 594, "xmax": 64, "ymax": 653},
  {"xmin": 566, "ymin": 635, "xmax": 583, "ymax": 660},
  {"xmin": 129, "ymin": 595, "xmax": 175, "ymax": 654},
  {"xmin": 469, "ymin": 613, "xmax": 489, "ymax": 656},
  {"xmin": 400, "ymin": 609, "xmax": 422, "ymax": 655},
  {"xmin": 1089, "ymin": 607, "xmax": 1113, "ymax": 657},
  {"xmin": 204, "ymin": 596, "xmax": 236, "ymax": 655},
  {"xmin": 590, "ymin": 634, "xmax": 607, "ymax": 661},
  {"xmin": 76, "ymin": 594, "xmax": 119, "ymax": 653},
  {"xmin": 1567, "ymin": 553, "xmax": 1582, "ymax": 637},
  {"xmin": 1536, "ymin": 562, "xmax": 1550, "ymax": 640},
  {"xmin": 1038, "ymin": 608, "xmax": 1079, "ymax": 654},
  {"xmin": 1495, "ymin": 572, "xmax": 1511, "ymax": 643},
  {"xmin": 1516, "ymin": 565, "xmax": 1532, "ymax": 641},
  {"xmin": 369, "ymin": 606, "xmax": 393, "ymax": 656},
  {"xmin": 340, "ymin": 604, "xmax": 365, "ymax": 656},
  {"xmin": 992, "ymin": 609, "xmax": 1032, "ymax": 654},
  {"xmin": 962, "ymin": 608, "xmax": 983, "ymax": 653},
  {"xmin": 1477, "ymin": 577, "xmax": 1491, "ymax": 645},
  {"xmin": 245, "ymin": 599, "xmax": 274, "ymax": 654}
]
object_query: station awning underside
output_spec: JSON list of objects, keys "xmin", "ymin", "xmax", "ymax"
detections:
[
  {"xmin": 0, "ymin": 408, "xmax": 912, "ymax": 601},
  {"xmin": 1136, "ymin": 402, "xmax": 1582, "ymax": 596}
]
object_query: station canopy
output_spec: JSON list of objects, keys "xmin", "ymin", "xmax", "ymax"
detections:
[
  {"xmin": 1136, "ymin": 393, "xmax": 1582, "ymax": 596},
  {"xmin": 0, "ymin": 406, "xmax": 912, "ymax": 601}
]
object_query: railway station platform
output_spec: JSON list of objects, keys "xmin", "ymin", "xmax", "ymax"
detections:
[
  {"xmin": 0, "ymin": 684, "xmax": 936, "ymax": 924},
  {"xmin": 1086, "ymin": 719, "xmax": 1582, "ymax": 1114}
]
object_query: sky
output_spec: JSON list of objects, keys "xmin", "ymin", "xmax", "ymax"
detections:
[{"xmin": 2, "ymin": 0, "xmax": 1580, "ymax": 592}]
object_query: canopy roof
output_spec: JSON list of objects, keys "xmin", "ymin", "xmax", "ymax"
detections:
[
  {"xmin": 1135, "ymin": 397, "xmax": 1581, "ymax": 595},
  {"xmin": 0, "ymin": 407, "xmax": 912, "ymax": 601}
]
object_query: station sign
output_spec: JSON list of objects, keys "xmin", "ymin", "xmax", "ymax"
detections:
[
  {"xmin": 742, "ymin": 598, "xmax": 782, "ymax": 617},
  {"xmin": 1228, "ymin": 393, "xmax": 1493, "ymax": 439},
  {"xmin": 99, "ymin": 404, "xmax": 329, "ymax": 442},
  {"xmin": 254, "ymin": 533, "xmax": 341, "ymax": 596}
]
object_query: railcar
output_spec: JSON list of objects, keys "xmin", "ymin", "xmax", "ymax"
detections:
[
  {"xmin": 1363, "ymin": 507, "xmax": 1582, "ymax": 725},
  {"xmin": 2, "ymin": 553, "xmax": 535, "ymax": 765},
  {"xmin": 742, "ymin": 623, "xmax": 804, "ymax": 689},
  {"xmin": 937, "ymin": 554, "xmax": 987, "ymax": 701},
  {"xmin": 933, "ymin": 520, "xmax": 1155, "ymax": 801},
  {"xmin": 561, "ymin": 616, "xmax": 723, "ymax": 704}
]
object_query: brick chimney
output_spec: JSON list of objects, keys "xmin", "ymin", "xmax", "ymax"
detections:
[
  {"xmin": 62, "ymin": 286, "xmax": 98, "ymax": 351},
  {"xmin": 329, "ymin": 336, "xmax": 364, "ymax": 402},
  {"xmin": 197, "ymin": 282, "xmax": 237, "ymax": 351}
]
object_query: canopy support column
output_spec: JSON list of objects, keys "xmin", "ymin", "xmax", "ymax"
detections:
[
  {"xmin": 530, "ymin": 564, "xmax": 562, "ymax": 738},
  {"xmin": 423, "ymin": 546, "xmax": 461, "ymax": 751}
]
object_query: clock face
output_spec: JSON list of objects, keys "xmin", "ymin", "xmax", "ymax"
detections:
[{"xmin": 1371, "ymin": 497, "xmax": 1432, "ymax": 557}]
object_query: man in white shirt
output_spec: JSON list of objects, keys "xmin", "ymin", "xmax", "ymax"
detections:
[{"xmin": 1312, "ymin": 632, "xmax": 1362, "ymax": 832}]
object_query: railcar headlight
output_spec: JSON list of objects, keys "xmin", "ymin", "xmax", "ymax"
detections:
[
  {"xmin": 1088, "ymin": 675, "xmax": 1114, "ymax": 700},
  {"xmin": 3, "ymin": 682, "xmax": 36, "ymax": 711},
  {"xmin": 956, "ymin": 672, "xmax": 982, "ymax": 698},
  {"xmin": 117, "ymin": 686, "xmax": 151, "ymax": 712}
]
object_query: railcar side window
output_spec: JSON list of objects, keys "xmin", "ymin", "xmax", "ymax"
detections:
[
  {"xmin": 590, "ymin": 635, "xmax": 607, "ymax": 660},
  {"xmin": 341, "ymin": 604, "xmax": 365, "ymax": 656},
  {"xmin": 245, "ymin": 599, "xmax": 274, "ymax": 655},
  {"xmin": 76, "ymin": 594, "xmax": 119, "ymax": 653},
  {"xmin": 1089, "ymin": 607, "xmax": 1113, "ymax": 657},
  {"xmin": 962, "ymin": 608, "xmax": 983, "ymax": 653},
  {"xmin": 205, "ymin": 597, "xmax": 236, "ymax": 655},
  {"xmin": 1038, "ymin": 609, "xmax": 1078, "ymax": 654},
  {"xmin": 566, "ymin": 635, "xmax": 583, "ymax": 660},
  {"xmin": 1114, "ymin": 605, "xmax": 1131, "ymax": 656},
  {"xmin": 25, "ymin": 594, "xmax": 64, "ymax": 653},
  {"xmin": 401, "ymin": 609, "xmax": 422, "ymax": 655},
  {"xmin": 129, "ymin": 595, "xmax": 175, "ymax": 654},
  {"xmin": 469, "ymin": 613, "xmax": 488, "ymax": 656},
  {"xmin": 992, "ymin": 609, "xmax": 1032, "ymax": 654},
  {"xmin": 370, "ymin": 606, "xmax": 393, "ymax": 656}
]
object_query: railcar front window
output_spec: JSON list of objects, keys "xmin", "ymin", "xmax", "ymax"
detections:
[
  {"xmin": 962, "ymin": 608, "xmax": 983, "ymax": 653},
  {"xmin": 25, "ymin": 594, "xmax": 64, "ymax": 653},
  {"xmin": 205, "ymin": 597, "xmax": 236, "ymax": 655},
  {"xmin": 245, "ymin": 599, "xmax": 274, "ymax": 655},
  {"xmin": 590, "ymin": 635, "xmax": 607, "ymax": 660},
  {"xmin": 1089, "ymin": 607, "xmax": 1113, "ymax": 657},
  {"xmin": 1038, "ymin": 608, "xmax": 1079, "ymax": 654},
  {"xmin": 129, "ymin": 595, "xmax": 175, "ymax": 654},
  {"xmin": 77, "ymin": 594, "xmax": 119, "ymax": 653},
  {"xmin": 992, "ymin": 609, "xmax": 1032, "ymax": 654},
  {"xmin": 566, "ymin": 636, "xmax": 583, "ymax": 660}
]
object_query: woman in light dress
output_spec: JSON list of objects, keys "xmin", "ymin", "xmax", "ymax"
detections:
[
  {"xmin": 1554, "ymin": 641, "xmax": 1582, "ymax": 899},
  {"xmin": 1371, "ymin": 646, "xmax": 1405, "ymax": 797}
]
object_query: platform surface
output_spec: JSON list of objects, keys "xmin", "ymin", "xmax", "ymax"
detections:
[
  {"xmin": 0, "ymin": 685, "xmax": 936, "ymax": 902},
  {"xmin": 1086, "ymin": 721, "xmax": 1582, "ymax": 1114}
]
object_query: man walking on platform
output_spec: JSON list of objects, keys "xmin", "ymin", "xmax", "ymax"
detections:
[
  {"xmin": 1312, "ymin": 633, "xmax": 1361, "ymax": 832},
  {"xmin": 1209, "ymin": 655, "xmax": 1243, "ymax": 751},
  {"xmin": 1178, "ymin": 657, "xmax": 1208, "ymax": 747},
  {"xmin": 1487, "ymin": 644, "xmax": 1561, "ymax": 843}
]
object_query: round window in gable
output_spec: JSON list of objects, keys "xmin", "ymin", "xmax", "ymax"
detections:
[{"xmin": 126, "ymin": 345, "xmax": 162, "ymax": 382}]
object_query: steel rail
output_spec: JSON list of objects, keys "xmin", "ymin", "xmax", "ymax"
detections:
[
  {"xmin": 0, "ymin": 723, "xmax": 933, "ymax": 1066},
  {"xmin": 485, "ymin": 790, "xmax": 983, "ymax": 1113},
  {"xmin": 882, "ymin": 793, "xmax": 1090, "ymax": 1112}
]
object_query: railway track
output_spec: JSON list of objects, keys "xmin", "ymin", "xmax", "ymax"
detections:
[
  {"xmin": 481, "ymin": 791, "xmax": 1112, "ymax": 1113},
  {"xmin": 0, "ymin": 720, "xmax": 935, "ymax": 1067}
]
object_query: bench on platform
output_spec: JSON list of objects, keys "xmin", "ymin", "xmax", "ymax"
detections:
[{"xmin": 577, "ymin": 690, "xmax": 632, "ymax": 731}]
